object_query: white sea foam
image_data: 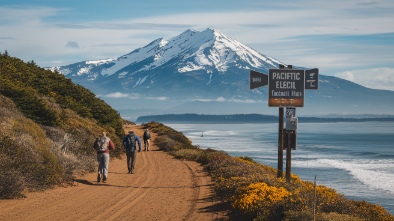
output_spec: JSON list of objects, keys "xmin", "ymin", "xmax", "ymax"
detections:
[{"xmin": 318, "ymin": 159, "xmax": 394, "ymax": 194}]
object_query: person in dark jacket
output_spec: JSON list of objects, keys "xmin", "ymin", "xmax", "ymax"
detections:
[
  {"xmin": 93, "ymin": 132, "xmax": 115, "ymax": 183},
  {"xmin": 143, "ymin": 129, "xmax": 151, "ymax": 151},
  {"xmin": 123, "ymin": 130, "xmax": 142, "ymax": 174}
]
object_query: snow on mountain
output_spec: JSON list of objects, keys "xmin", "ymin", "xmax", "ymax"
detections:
[
  {"xmin": 178, "ymin": 30, "xmax": 266, "ymax": 72},
  {"xmin": 51, "ymin": 28, "xmax": 283, "ymax": 81}
]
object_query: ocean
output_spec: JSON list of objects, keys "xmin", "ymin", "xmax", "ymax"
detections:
[{"xmin": 167, "ymin": 121, "xmax": 394, "ymax": 214}]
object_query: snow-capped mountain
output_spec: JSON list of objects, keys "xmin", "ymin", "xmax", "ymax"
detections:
[
  {"xmin": 50, "ymin": 28, "xmax": 285, "ymax": 97},
  {"xmin": 50, "ymin": 28, "xmax": 394, "ymax": 119}
]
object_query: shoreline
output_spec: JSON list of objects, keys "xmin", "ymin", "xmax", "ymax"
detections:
[{"xmin": 136, "ymin": 113, "xmax": 394, "ymax": 124}]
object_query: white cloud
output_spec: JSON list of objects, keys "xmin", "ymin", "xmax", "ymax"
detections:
[
  {"xmin": 195, "ymin": 97, "xmax": 226, "ymax": 102},
  {"xmin": 147, "ymin": 96, "xmax": 167, "ymax": 101},
  {"xmin": 104, "ymin": 92, "xmax": 128, "ymax": 98},
  {"xmin": 103, "ymin": 92, "xmax": 168, "ymax": 100},
  {"xmin": 194, "ymin": 97, "xmax": 263, "ymax": 103},
  {"xmin": 334, "ymin": 68, "xmax": 394, "ymax": 91}
]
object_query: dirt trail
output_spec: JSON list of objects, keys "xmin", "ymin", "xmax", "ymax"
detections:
[{"xmin": 0, "ymin": 125, "xmax": 229, "ymax": 221}]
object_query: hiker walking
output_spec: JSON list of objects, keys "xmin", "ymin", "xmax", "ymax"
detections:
[
  {"xmin": 93, "ymin": 132, "xmax": 115, "ymax": 183},
  {"xmin": 123, "ymin": 130, "xmax": 142, "ymax": 174},
  {"xmin": 143, "ymin": 129, "xmax": 151, "ymax": 151}
]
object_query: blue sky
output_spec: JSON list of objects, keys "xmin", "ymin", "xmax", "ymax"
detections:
[{"xmin": 1, "ymin": 0, "xmax": 394, "ymax": 91}]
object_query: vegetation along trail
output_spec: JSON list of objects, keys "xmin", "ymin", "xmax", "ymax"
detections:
[{"xmin": 0, "ymin": 125, "xmax": 228, "ymax": 221}]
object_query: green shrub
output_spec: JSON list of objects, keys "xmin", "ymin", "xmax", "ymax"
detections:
[
  {"xmin": 283, "ymin": 210, "xmax": 365, "ymax": 221},
  {"xmin": 3, "ymin": 127, "xmax": 62, "ymax": 190},
  {"xmin": 214, "ymin": 176, "xmax": 252, "ymax": 199},
  {"xmin": 0, "ymin": 156, "xmax": 26, "ymax": 199},
  {"xmin": 200, "ymin": 150, "xmax": 233, "ymax": 171},
  {"xmin": 172, "ymin": 148, "xmax": 203, "ymax": 161},
  {"xmin": 154, "ymin": 135, "xmax": 177, "ymax": 151},
  {"xmin": 349, "ymin": 200, "xmax": 394, "ymax": 221},
  {"xmin": 146, "ymin": 122, "xmax": 193, "ymax": 149},
  {"xmin": 232, "ymin": 182, "xmax": 291, "ymax": 220}
]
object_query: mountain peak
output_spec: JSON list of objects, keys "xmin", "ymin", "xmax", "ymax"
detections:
[
  {"xmin": 52, "ymin": 28, "xmax": 283, "ymax": 83},
  {"xmin": 177, "ymin": 28, "xmax": 225, "ymax": 43},
  {"xmin": 179, "ymin": 28, "xmax": 217, "ymax": 36}
]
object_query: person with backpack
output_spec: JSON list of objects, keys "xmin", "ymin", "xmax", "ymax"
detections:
[
  {"xmin": 123, "ymin": 130, "xmax": 142, "ymax": 174},
  {"xmin": 93, "ymin": 132, "xmax": 115, "ymax": 183},
  {"xmin": 143, "ymin": 129, "xmax": 151, "ymax": 151}
]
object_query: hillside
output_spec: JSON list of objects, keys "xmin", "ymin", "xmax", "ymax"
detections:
[{"xmin": 0, "ymin": 51, "xmax": 125, "ymax": 198}]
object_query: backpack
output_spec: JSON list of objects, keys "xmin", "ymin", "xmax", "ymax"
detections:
[
  {"xmin": 124, "ymin": 134, "xmax": 136, "ymax": 150},
  {"xmin": 144, "ymin": 131, "xmax": 150, "ymax": 139},
  {"xmin": 94, "ymin": 136, "xmax": 109, "ymax": 152}
]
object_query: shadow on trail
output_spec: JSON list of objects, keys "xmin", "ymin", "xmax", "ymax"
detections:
[
  {"xmin": 199, "ymin": 195, "xmax": 243, "ymax": 221},
  {"xmin": 74, "ymin": 179, "xmax": 130, "ymax": 188},
  {"xmin": 74, "ymin": 179, "xmax": 221, "ymax": 190},
  {"xmin": 74, "ymin": 179, "xmax": 94, "ymax": 185},
  {"xmin": 109, "ymin": 171, "xmax": 125, "ymax": 175}
]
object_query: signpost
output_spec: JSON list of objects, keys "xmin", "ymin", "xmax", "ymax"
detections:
[
  {"xmin": 250, "ymin": 70, "xmax": 268, "ymax": 89},
  {"xmin": 284, "ymin": 107, "xmax": 297, "ymax": 183},
  {"xmin": 249, "ymin": 66, "xmax": 319, "ymax": 183},
  {"xmin": 305, "ymin": 68, "xmax": 319, "ymax": 90}
]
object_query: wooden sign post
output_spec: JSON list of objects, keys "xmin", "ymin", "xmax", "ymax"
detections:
[{"xmin": 250, "ymin": 65, "xmax": 319, "ymax": 183}]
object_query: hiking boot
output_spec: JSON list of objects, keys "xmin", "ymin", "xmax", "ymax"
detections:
[
  {"xmin": 97, "ymin": 174, "xmax": 101, "ymax": 182},
  {"xmin": 102, "ymin": 175, "xmax": 107, "ymax": 183}
]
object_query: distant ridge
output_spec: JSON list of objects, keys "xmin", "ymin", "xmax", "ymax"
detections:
[{"xmin": 136, "ymin": 113, "xmax": 394, "ymax": 124}]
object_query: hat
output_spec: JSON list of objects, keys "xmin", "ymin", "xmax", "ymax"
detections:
[{"xmin": 128, "ymin": 130, "xmax": 134, "ymax": 134}]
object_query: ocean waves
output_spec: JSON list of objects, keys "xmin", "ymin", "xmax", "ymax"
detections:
[{"xmin": 316, "ymin": 158, "xmax": 394, "ymax": 195}]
